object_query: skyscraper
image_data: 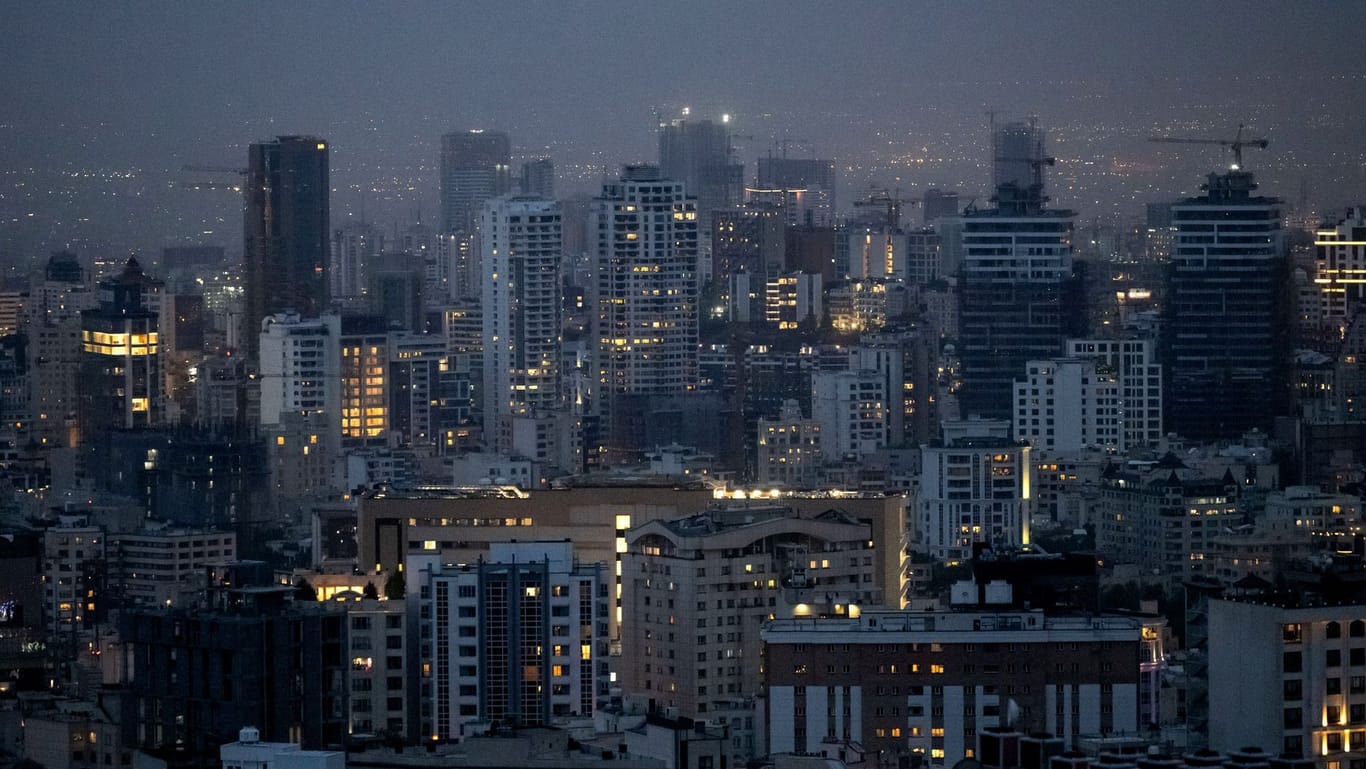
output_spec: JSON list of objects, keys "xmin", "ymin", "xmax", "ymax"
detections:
[
  {"xmin": 992, "ymin": 118, "xmax": 1047, "ymax": 194},
  {"xmin": 753, "ymin": 155, "xmax": 836, "ymax": 227},
  {"xmin": 592, "ymin": 166, "xmax": 699, "ymax": 459},
  {"xmin": 77, "ymin": 258, "xmax": 162, "ymax": 446},
  {"xmin": 481, "ymin": 196, "xmax": 563, "ymax": 421},
  {"xmin": 658, "ymin": 118, "xmax": 742, "ymax": 237},
  {"xmin": 243, "ymin": 136, "xmax": 330, "ymax": 360},
  {"xmin": 1163, "ymin": 170, "xmax": 1287, "ymax": 441},
  {"xmin": 956, "ymin": 187, "xmax": 1083, "ymax": 420},
  {"xmin": 440, "ymin": 129, "xmax": 512, "ymax": 234},
  {"xmin": 519, "ymin": 158, "xmax": 555, "ymax": 199}
]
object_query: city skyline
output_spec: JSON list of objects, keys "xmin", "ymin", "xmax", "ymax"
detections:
[{"xmin": 3, "ymin": 3, "xmax": 1365, "ymax": 261}]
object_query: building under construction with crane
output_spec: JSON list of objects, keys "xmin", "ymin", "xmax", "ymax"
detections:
[
  {"xmin": 1156, "ymin": 128, "xmax": 1289, "ymax": 441},
  {"xmin": 955, "ymin": 118, "xmax": 1087, "ymax": 421}
]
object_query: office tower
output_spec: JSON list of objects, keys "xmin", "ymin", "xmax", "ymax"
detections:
[
  {"xmin": 592, "ymin": 166, "xmax": 700, "ymax": 459},
  {"xmin": 754, "ymin": 155, "xmax": 836, "ymax": 227},
  {"xmin": 481, "ymin": 196, "xmax": 563, "ymax": 423},
  {"xmin": 519, "ymin": 158, "xmax": 555, "ymax": 198},
  {"xmin": 440, "ymin": 129, "xmax": 511, "ymax": 234},
  {"xmin": 762, "ymin": 609, "xmax": 1141, "ymax": 759},
  {"xmin": 956, "ymin": 186, "xmax": 1082, "ymax": 421},
  {"xmin": 243, "ymin": 136, "xmax": 329, "ymax": 361},
  {"xmin": 992, "ymin": 119, "xmax": 1046, "ymax": 194},
  {"xmin": 923, "ymin": 188, "xmax": 961, "ymax": 225},
  {"xmin": 1314, "ymin": 207, "xmax": 1366, "ymax": 334},
  {"xmin": 1065, "ymin": 338, "xmax": 1163, "ymax": 449},
  {"xmin": 713, "ymin": 202, "xmax": 786, "ymax": 314},
  {"xmin": 415, "ymin": 542, "xmax": 609, "ymax": 740},
  {"xmin": 1163, "ymin": 170, "xmax": 1287, "ymax": 441},
  {"xmin": 77, "ymin": 258, "xmax": 162, "ymax": 446},
  {"xmin": 658, "ymin": 117, "xmax": 743, "ymax": 235},
  {"xmin": 1012, "ymin": 357, "xmax": 1122, "ymax": 453},
  {"xmin": 367, "ymin": 268, "xmax": 422, "ymax": 331},
  {"xmin": 916, "ymin": 419, "xmax": 1032, "ymax": 561}
]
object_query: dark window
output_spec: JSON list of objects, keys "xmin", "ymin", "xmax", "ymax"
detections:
[
  {"xmin": 1284, "ymin": 652, "xmax": 1303, "ymax": 673},
  {"xmin": 1330, "ymin": 650, "xmax": 1343, "ymax": 667},
  {"xmin": 1284, "ymin": 708, "xmax": 1302, "ymax": 729}
]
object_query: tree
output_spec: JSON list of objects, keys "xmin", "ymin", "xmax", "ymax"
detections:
[
  {"xmin": 294, "ymin": 578, "xmax": 317, "ymax": 602},
  {"xmin": 363, "ymin": 581, "xmax": 379, "ymax": 600},
  {"xmin": 384, "ymin": 571, "xmax": 406, "ymax": 600}
]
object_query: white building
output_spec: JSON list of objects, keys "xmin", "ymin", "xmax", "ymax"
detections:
[
  {"xmin": 916, "ymin": 419, "xmax": 1032, "ymax": 561},
  {"xmin": 811, "ymin": 369, "xmax": 887, "ymax": 459},
  {"xmin": 413, "ymin": 542, "xmax": 609, "ymax": 741},
  {"xmin": 111, "ymin": 526, "xmax": 236, "ymax": 605},
  {"xmin": 481, "ymin": 196, "xmax": 563, "ymax": 421},
  {"xmin": 764, "ymin": 272, "xmax": 822, "ymax": 329},
  {"xmin": 1209, "ymin": 596, "xmax": 1366, "ymax": 764},
  {"xmin": 258, "ymin": 313, "xmax": 340, "ymax": 429},
  {"xmin": 1012, "ymin": 358, "xmax": 1122, "ymax": 454},
  {"xmin": 592, "ymin": 166, "xmax": 700, "ymax": 440},
  {"xmin": 344, "ymin": 599, "xmax": 411, "ymax": 737},
  {"xmin": 756, "ymin": 399, "xmax": 822, "ymax": 488},
  {"xmin": 1065, "ymin": 338, "xmax": 1163, "ymax": 449}
]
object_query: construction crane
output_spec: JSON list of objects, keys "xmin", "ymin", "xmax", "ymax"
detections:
[
  {"xmin": 178, "ymin": 164, "xmax": 247, "ymax": 192},
  {"xmin": 1148, "ymin": 124, "xmax": 1269, "ymax": 171}
]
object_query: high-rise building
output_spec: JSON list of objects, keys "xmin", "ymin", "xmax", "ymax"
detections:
[
  {"xmin": 1163, "ymin": 170, "xmax": 1287, "ymax": 441},
  {"xmin": 811, "ymin": 369, "xmax": 888, "ymax": 459},
  {"xmin": 756, "ymin": 399, "xmax": 823, "ymax": 488},
  {"xmin": 992, "ymin": 119, "xmax": 1047, "ymax": 194},
  {"xmin": 1065, "ymin": 338, "xmax": 1163, "ymax": 449},
  {"xmin": 258, "ymin": 312, "xmax": 340, "ymax": 431},
  {"xmin": 916, "ymin": 419, "xmax": 1032, "ymax": 561},
  {"xmin": 1012, "ymin": 357, "xmax": 1123, "ymax": 454},
  {"xmin": 339, "ymin": 315, "xmax": 390, "ymax": 448},
  {"xmin": 753, "ymin": 156, "xmax": 836, "ymax": 228},
  {"xmin": 329, "ymin": 221, "xmax": 382, "ymax": 302},
  {"xmin": 481, "ymin": 196, "xmax": 563, "ymax": 421},
  {"xmin": 923, "ymin": 188, "xmax": 961, "ymax": 225},
  {"xmin": 519, "ymin": 158, "xmax": 555, "ymax": 199},
  {"xmin": 1314, "ymin": 207, "xmax": 1366, "ymax": 335},
  {"xmin": 592, "ymin": 166, "xmax": 699, "ymax": 459},
  {"xmin": 243, "ymin": 136, "xmax": 329, "ymax": 360},
  {"xmin": 658, "ymin": 118, "xmax": 742, "ymax": 236},
  {"xmin": 414, "ymin": 542, "xmax": 609, "ymax": 741},
  {"xmin": 955, "ymin": 187, "xmax": 1082, "ymax": 421},
  {"xmin": 77, "ymin": 258, "xmax": 162, "ymax": 445},
  {"xmin": 713, "ymin": 202, "xmax": 786, "ymax": 311},
  {"xmin": 440, "ymin": 129, "xmax": 511, "ymax": 234},
  {"xmin": 622, "ymin": 507, "xmax": 880, "ymax": 765}
]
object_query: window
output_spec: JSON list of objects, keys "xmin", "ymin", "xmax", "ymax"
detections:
[
  {"xmin": 1284, "ymin": 679, "xmax": 1302, "ymax": 701},
  {"xmin": 1283, "ymin": 708, "xmax": 1302, "ymax": 729},
  {"xmin": 1329, "ymin": 678, "xmax": 1343, "ymax": 695},
  {"xmin": 1330, "ymin": 650, "xmax": 1343, "ymax": 667},
  {"xmin": 1284, "ymin": 624, "xmax": 1303, "ymax": 643},
  {"xmin": 1284, "ymin": 652, "xmax": 1303, "ymax": 673},
  {"xmin": 1352, "ymin": 620, "xmax": 1365, "ymax": 638},
  {"xmin": 1329, "ymin": 622, "xmax": 1343, "ymax": 639}
]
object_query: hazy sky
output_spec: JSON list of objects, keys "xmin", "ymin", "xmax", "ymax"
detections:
[{"xmin": 3, "ymin": 2, "xmax": 1365, "ymax": 258}]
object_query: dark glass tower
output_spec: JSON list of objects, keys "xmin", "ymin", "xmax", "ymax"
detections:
[
  {"xmin": 957, "ymin": 185, "xmax": 1085, "ymax": 420},
  {"xmin": 1162, "ymin": 170, "xmax": 1287, "ymax": 441},
  {"xmin": 243, "ymin": 136, "xmax": 329, "ymax": 359},
  {"xmin": 439, "ymin": 129, "xmax": 512, "ymax": 234}
]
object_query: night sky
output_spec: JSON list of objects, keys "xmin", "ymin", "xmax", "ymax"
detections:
[{"xmin": 3, "ymin": 2, "xmax": 1365, "ymax": 262}]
